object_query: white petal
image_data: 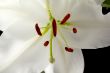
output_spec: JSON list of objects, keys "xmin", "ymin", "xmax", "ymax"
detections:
[
  {"xmin": 0, "ymin": 9, "xmax": 32, "ymax": 31},
  {"xmin": 0, "ymin": 32, "xmax": 24, "ymax": 71},
  {"xmin": 45, "ymin": 63, "xmax": 54, "ymax": 73},
  {"xmin": 94, "ymin": 0, "xmax": 104, "ymax": 5},
  {"xmin": 6, "ymin": 17, "xmax": 37, "ymax": 41},
  {"xmin": 52, "ymin": 39, "xmax": 84, "ymax": 73},
  {"xmin": 60, "ymin": 19, "xmax": 110, "ymax": 49},
  {"xmin": 20, "ymin": 0, "xmax": 49, "ymax": 25},
  {"xmin": 0, "ymin": 9, "xmax": 39, "ymax": 41},
  {"xmin": 49, "ymin": 0, "xmax": 78, "ymax": 19},
  {"xmin": 20, "ymin": 0, "xmax": 78, "ymax": 20},
  {"xmin": 0, "ymin": 31, "xmax": 51, "ymax": 73},
  {"xmin": 59, "ymin": 0, "xmax": 110, "ymax": 49},
  {"xmin": 70, "ymin": 0, "xmax": 102, "ymax": 22},
  {"xmin": 0, "ymin": 29, "xmax": 84, "ymax": 73},
  {"xmin": 0, "ymin": 0, "xmax": 19, "ymax": 7}
]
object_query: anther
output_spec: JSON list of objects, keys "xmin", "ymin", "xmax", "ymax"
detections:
[
  {"xmin": 73, "ymin": 28, "xmax": 77, "ymax": 33},
  {"xmin": 52, "ymin": 19, "xmax": 57, "ymax": 37},
  {"xmin": 44, "ymin": 41, "xmax": 49, "ymax": 47},
  {"xmin": 0, "ymin": 30, "xmax": 3, "ymax": 36},
  {"xmin": 65, "ymin": 47, "xmax": 74, "ymax": 53},
  {"xmin": 61, "ymin": 13, "xmax": 71, "ymax": 24},
  {"xmin": 35, "ymin": 24, "xmax": 42, "ymax": 36}
]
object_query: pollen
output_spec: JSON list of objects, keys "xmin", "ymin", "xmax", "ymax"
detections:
[
  {"xmin": 35, "ymin": 24, "xmax": 42, "ymax": 36},
  {"xmin": 61, "ymin": 13, "xmax": 71, "ymax": 24},
  {"xmin": 52, "ymin": 19, "xmax": 57, "ymax": 37},
  {"xmin": 44, "ymin": 41, "xmax": 49, "ymax": 47}
]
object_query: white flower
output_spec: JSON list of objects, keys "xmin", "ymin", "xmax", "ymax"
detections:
[{"xmin": 0, "ymin": 0, "xmax": 110, "ymax": 73}]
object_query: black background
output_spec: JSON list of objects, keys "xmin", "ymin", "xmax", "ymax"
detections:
[
  {"xmin": 82, "ymin": 46, "xmax": 110, "ymax": 73},
  {"xmin": 83, "ymin": 7, "xmax": 110, "ymax": 73}
]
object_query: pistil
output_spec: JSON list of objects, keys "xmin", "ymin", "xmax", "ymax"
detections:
[{"xmin": 49, "ymin": 31, "xmax": 55, "ymax": 63}]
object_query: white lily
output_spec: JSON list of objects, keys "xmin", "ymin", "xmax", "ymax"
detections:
[{"xmin": 0, "ymin": 0, "xmax": 110, "ymax": 73}]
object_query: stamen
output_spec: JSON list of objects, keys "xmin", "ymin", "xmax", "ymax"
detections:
[
  {"xmin": 65, "ymin": 47, "xmax": 74, "ymax": 53},
  {"xmin": 73, "ymin": 28, "xmax": 77, "ymax": 33},
  {"xmin": 52, "ymin": 19, "xmax": 57, "ymax": 37},
  {"xmin": 0, "ymin": 30, "xmax": 3, "ymax": 36},
  {"xmin": 35, "ymin": 24, "xmax": 42, "ymax": 36},
  {"xmin": 61, "ymin": 13, "xmax": 71, "ymax": 24},
  {"xmin": 44, "ymin": 41, "xmax": 49, "ymax": 47}
]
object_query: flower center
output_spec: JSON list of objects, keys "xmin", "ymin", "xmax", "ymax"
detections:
[{"xmin": 35, "ymin": 0, "xmax": 78, "ymax": 64}]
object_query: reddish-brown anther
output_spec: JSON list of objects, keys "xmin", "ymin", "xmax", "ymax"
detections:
[
  {"xmin": 35, "ymin": 24, "xmax": 42, "ymax": 36},
  {"xmin": 61, "ymin": 13, "xmax": 71, "ymax": 24},
  {"xmin": 52, "ymin": 19, "xmax": 57, "ymax": 37},
  {"xmin": 44, "ymin": 41, "xmax": 49, "ymax": 46},
  {"xmin": 73, "ymin": 28, "xmax": 77, "ymax": 33},
  {"xmin": 65, "ymin": 47, "xmax": 74, "ymax": 53}
]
